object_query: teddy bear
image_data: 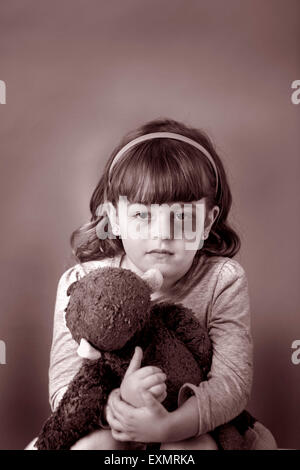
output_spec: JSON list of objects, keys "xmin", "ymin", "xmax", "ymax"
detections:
[{"xmin": 34, "ymin": 266, "xmax": 257, "ymax": 450}]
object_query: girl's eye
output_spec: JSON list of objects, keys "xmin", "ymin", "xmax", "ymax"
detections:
[
  {"xmin": 134, "ymin": 211, "xmax": 150, "ymax": 220},
  {"xmin": 175, "ymin": 212, "xmax": 192, "ymax": 221}
]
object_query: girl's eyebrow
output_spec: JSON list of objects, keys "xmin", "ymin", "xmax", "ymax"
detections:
[{"xmin": 133, "ymin": 202, "xmax": 199, "ymax": 212}]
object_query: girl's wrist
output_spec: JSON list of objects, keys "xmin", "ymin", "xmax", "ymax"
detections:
[
  {"xmin": 159, "ymin": 411, "xmax": 178, "ymax": 443},
  {"xmin": 160, "ymin": 398, "xmax": 199, "ymax": 443}
]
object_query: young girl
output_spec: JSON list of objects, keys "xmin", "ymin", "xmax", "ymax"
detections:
[{"xmin": 47, "ymin": 118, "xmax": 277, "ymax": 450}]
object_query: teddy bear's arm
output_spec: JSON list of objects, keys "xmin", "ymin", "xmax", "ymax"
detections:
[
  {"xmin": 158, "ymin": 303, "xmax": 213, "ymax": 375},
  {"xmin": 35, "ymin": 359, "xmax": 122, "ymax": 450}
]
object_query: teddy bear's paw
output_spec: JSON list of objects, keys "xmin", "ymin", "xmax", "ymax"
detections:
[{"xmin": 77, "ymin": 338, "xmax": 101, "ymax": 360}]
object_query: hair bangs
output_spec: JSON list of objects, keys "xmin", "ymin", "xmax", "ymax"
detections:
[{"xmin": 109, "ymin": 139, "xmax": 212, "ymax": 205}]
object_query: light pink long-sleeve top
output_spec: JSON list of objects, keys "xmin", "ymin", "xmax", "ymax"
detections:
[{"xmin": 48, "ymin": 253, "xmax": 253, "ymax": 436}]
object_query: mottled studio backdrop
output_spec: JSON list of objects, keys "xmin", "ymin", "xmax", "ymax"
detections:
[{"xmin": 0, "ymin": 0, "xmax": 299, "ymax": 449}]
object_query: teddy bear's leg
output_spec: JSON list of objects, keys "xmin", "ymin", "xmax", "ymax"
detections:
[
  {"xmin": 160, "ymin": 433, "xmax": 218, "ymax": 450},
  {"xmin": 35, "ymin": 360, "xmax": 123, "ymax": 449},
  {"xmin": 70, "ymin": 429, "xmax": 147, "ymax": 450}
]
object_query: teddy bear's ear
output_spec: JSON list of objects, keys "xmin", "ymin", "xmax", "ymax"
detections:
[{"xmin": 66, "ymin": 280, "xmax": 78, "ymax": 297}]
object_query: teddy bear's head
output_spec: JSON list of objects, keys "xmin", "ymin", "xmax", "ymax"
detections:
[{"xmin": 65, "ymin": 266, "xmax": 163, "ymax": 353}]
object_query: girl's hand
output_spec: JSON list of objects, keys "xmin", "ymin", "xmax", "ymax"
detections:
[
  {"xmin": 120, "ymin": 346, "xmax": 167, "ymax": 407},
  {"xmin": 106, "ymin": 388, "xmax": 170, "ymax": 443}
]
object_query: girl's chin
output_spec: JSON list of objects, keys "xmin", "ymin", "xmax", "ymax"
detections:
[
  {"xmin": 145, "ymin": 261, "xmax": 173, "ymax": 277},
  {"xmin": 145, "ymin": 258, "xmax": 173, "ymax": 269}
]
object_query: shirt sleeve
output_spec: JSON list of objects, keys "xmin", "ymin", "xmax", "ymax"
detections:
[
  {"xmin": 48, "ymin": 265, "xmax": 84, "ymax": 412},
  {"xmin": 178, "ymin": 259, "xmax": 253, "ymax": 436}
]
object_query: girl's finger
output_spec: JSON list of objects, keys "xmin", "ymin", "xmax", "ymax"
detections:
[
  {"xmin": 108, "ymin": 388, "xmax": 125, "ymax": 410},
  {"xmin": 142, "ymin": 390, "xmax": 163, "ymax": 409},
  {"xmin": 134, "ymin": 365, "xmax": 164, "ymax": 379},
  {"xmin": 107, "ymin": 403, "xmax": 130, "ymax": 427},
  {"xmin": 148, "ymin": 383, "xmax": 167, "ymax": 397},
  {"xmin": 142, "ymin": 373, "xmax": 166, "ymax": 389},
  {"xmin": 106, "ymin": 404, "xmax": 117, "ymax": 425},
  {"xmin": 155, "ymin": 390, "xmax": 167, "ymax": 403},
  {"xmin": 106, "ymin": 407, "xmax": 127, "ymax": 432},
  {"xmin": 108, "ymin": 392, "xmax": 135, "ymax": 421},
  {"xmin": 124, "ymin": 347, "xmax": 143, "ymax": 377},
  {"xmin": 111, "ymin": 429, "xmax": 133, "ymax": 442},
  {"xmin": 107, "ymin": 388, "xmax": 121, "ymax": 404}
]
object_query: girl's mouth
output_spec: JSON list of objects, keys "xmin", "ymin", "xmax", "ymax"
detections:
[
  {"xmin": 147, "ymin": 251, "xmax": 173, "ymax": 259},
  {"xmin": 147, "ymin": 249, "xmax": 173, "ymax": 255}
]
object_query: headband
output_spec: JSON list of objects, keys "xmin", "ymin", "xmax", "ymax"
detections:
[{"xmin": 108, "ymin": 132, "xmax": 219, "ymax": 196}]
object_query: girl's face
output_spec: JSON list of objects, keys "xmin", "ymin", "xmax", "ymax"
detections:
[{"xmin": 114, "ymin": 197, "xmax": 208, "ymax": 291}]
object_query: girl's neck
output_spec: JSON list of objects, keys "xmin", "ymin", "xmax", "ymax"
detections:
[{"xmin": 120, "ymin": 253, "xmax": 143, "ymax": 277}]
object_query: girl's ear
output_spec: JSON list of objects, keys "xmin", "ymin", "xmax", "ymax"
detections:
[{"xmin": 205, "ymin": 205, "xmax": 220, "ymax": 233}]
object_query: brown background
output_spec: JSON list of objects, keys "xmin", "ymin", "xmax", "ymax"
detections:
[{"xmin": 0, "ymin": 0, "xmax": 299, "ymax": 449}]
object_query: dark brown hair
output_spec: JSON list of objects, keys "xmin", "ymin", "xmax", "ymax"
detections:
[{"xmin": 70, "ymin": 118, "xmax": 240, "ymax": 302}]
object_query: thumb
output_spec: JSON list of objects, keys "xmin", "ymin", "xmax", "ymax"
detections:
[{"xmin": 124, "ymin": 346, "xmax": 143, "ymax": 377}]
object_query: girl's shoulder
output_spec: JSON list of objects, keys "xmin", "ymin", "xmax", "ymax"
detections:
[
  {"xmin": 58, "ymin": 254, "xmax": 122, "ymax": 288},
  {"xmin": 185, "ymin": 255, "xmax": 248, "ymax": 303},
  {"xmin": 201, "ymin": 254, "xmax": 247, "ymax": 280},
  {"xmin": 183, "ymin": 255, "xmax": 249, "ymax": 315}
]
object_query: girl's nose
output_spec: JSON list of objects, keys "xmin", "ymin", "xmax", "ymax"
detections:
[{"xmin": 150, "ymin": 213, "xmax": 174, "ymax": 239}]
